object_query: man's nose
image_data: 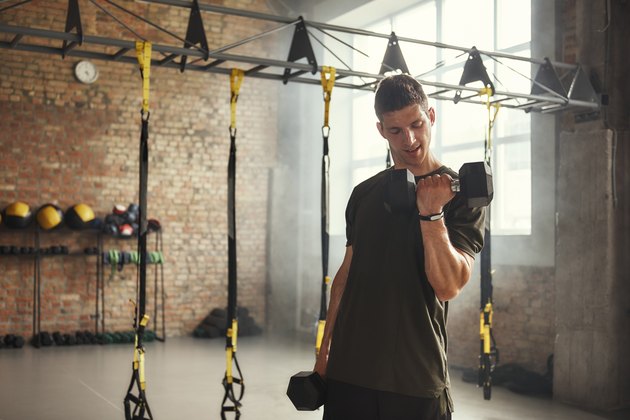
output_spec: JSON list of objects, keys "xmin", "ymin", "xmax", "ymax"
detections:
[{"xmin": 403, "ymin": 128, "xmax": 415, "ymax": 144}]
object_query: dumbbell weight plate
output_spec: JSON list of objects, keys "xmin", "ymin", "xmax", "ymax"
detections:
[
  {"xmin": 458, "ymin": 162, "xmax": 493, "ymax": 208},
  {"xmin": 287, "ymin": 371, "xmax": 327, "ymax": 411}
]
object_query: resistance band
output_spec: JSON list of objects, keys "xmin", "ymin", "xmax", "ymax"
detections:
[
  {"xmin": 478, "ymin": 87, "xmax": 500, "ymax": 401},
  {"xmin": 124, "ymin": 40, "xmax": 153, "ymax": 420},
  {"xmin": 221, "ymin": 68, "xmax": 245, "ymax": 420},
  {"xmin": 316, "ymin": 66, "xmax": 335, "ymax": 356}
]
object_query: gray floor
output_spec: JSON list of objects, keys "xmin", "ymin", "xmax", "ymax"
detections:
[{"xmin": 0, "ymin": 336, "xmax": 625, "ymax": 420}]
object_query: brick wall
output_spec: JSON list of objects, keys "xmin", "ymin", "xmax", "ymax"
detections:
[
  {"xmin": 0, "ymin": 0, "xmax": 279, "ymax": 339},
  {"xmin": 448, "ymin": 265, "xmax": 556, "ymax": 374}
]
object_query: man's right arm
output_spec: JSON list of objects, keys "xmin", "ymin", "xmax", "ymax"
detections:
[{"xmin": 314, "ymin": 245, "xmax": 353, "ymax": 378}]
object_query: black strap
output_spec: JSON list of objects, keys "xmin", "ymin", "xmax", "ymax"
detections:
[
  {"xmin": 221, "ymin": 128, "xmax": 245, "ymax": 419},
  {"xmin": 154, "ymin": 229, "xmax": 166, "ymax": 342},
  {"xmin": 124, "ymin": 112, "xmax": 153, "ymax": 420},
  {"xmin": 320, "ymin": 130, "xmax": 330, "ymax": 323},
  {"xmin": 478, "ymin": 101, "xmax": 499, "ymax": 400}
]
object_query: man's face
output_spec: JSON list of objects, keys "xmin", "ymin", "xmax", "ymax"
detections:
[{"xmin": 377, "ymin": 103, "xmax": 435, "ymax": 171}]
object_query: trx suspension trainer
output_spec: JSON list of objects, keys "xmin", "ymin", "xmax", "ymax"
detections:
[
  {"xmin": 123, "ymin": 40, "xmax": 154, "ymax": 420},
  {"xmin": 221, "ymin": 68, "xmax": 245, "ymax": 419},
  {"xmin": 478, "ymin": 87, "xmax": 500, "ymax": 401},
  {"xmin": 316, "ymin": 66, "xmax": 335, "ymax": 356}
]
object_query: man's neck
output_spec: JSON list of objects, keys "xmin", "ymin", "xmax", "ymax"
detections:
[{"xmin": 394, "ymin": 153, "xmax": 442, "ymax": 177}]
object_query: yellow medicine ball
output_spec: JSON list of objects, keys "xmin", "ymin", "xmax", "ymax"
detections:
[
  {"xmin": 36, "ymin": 204, "xmax": 64, "ymax": 231},
  {"xmin": 3, "ymin": 201, "xmax": 33, "ymax": 229},
  {"xmin": 65, "ymin": 203, "xmax": 96, "ymax": 230}
]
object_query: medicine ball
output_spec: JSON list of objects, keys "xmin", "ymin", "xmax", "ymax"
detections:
[
  {"xmin": 65, "ymin": 203, "xmax": 96, "ymax": 230},
  {"xmin": 36, "ymin": 204, "xmax": 64, "ymax": 231},
  {"xmin": 2, "ymin": 201, "xmax": 33, "ymax": 229}
]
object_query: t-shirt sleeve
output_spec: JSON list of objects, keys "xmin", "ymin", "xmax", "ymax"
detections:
[{"xmin": 444, "ymin": 194, "xmax": 486, "ymax": 258}]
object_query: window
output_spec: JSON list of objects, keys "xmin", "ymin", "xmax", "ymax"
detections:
[{"xmin": 349, "ymin": 0, "xmax": 532, "ymax": 235}]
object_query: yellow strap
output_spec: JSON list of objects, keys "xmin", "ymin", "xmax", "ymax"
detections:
[
  {"xmin": 225, "ymin": 347, "xmax": 234, "ymax": 384},
  {"xmin": 315, "ymin": 320, "xmax": 326, "ymax": 356},
  {"xmin": 135, "ymin": 41, "xmax": 152, "ymax": 114},
  {"xmin": 231, "ymin": 319, "xmax": 238, "ymax": 351},
  {"xmin": 230, "ymin": 69, "xmax": 245, "ymax": 130},
  {"xmin": 320, "ymin": 66, "xmax": 336, "ymax": 129},
  {"xmin": 480, "ymin": 302, "xmax": 493, "ymax": 353},
  {"xmin": 139, "ymin": 349, "xmax": 146, "ymax": 390},
  {"xmin": 480, "ymin": 87, "xmax": 500, "ymax": 163}
]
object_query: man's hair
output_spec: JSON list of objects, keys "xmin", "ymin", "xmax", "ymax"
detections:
[{"xmin": 374, "ymin": 74, "xmax": 429, "ymax": 121}]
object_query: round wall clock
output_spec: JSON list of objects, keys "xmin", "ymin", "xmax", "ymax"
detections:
[{"xmin": 74, "ymin": 60, "xmax": 99, "ymax": 84}]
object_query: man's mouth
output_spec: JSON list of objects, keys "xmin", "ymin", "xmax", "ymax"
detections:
[{"xmin": 405, "ymin": 144, "xmax": 421, "ymax": 153}]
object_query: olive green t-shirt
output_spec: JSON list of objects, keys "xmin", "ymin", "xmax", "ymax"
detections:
[{"xmin": 326, "ymin": 166, "xmax": 485, "ymax": 411}]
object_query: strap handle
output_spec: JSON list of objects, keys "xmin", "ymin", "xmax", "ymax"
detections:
[
  {"xmin": 230, "ymin": 68, "xmax": 245, "ymax": 137},
  {"xmin": 480, "ymin": 87, "xmax": 500, "ymax": 165},
  {"xmin": 135, "ymin": 41, "xmax": 152, "ymax": 116},
  {"xmin": 320, "ymin": 66, "xmax": 336, "ymax": 141}
]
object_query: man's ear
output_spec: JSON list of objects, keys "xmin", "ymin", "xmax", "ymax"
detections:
[
  {"xmin": 428, "ymin": 107, "xmax": 436, "ymax": 125},
  {"xmin": 376, "ymin": 121, "xmax": 385, "ymax": 138}
]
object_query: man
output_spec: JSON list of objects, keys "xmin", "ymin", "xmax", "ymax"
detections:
[{"xmin": 314, "ymin": 74, "xmax": 486, "ymax": 420}]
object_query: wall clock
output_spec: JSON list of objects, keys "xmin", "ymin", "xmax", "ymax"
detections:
[{"xmin": 74, "ymin": 60, "xmax": 99, "ymax": 84}]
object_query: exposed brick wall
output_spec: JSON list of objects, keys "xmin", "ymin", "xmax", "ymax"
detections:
[
  {"xmin": 448, "ymin": 265, "xmax": 555, "ymax": 374},
  {"xmin": 0, "ymin": 0, "xmax": 279, "ymax": 339}
]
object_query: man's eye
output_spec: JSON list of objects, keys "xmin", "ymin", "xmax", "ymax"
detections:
[{"xmin": 389, "ymin": 129, "xmax": 401, "ymax": 134}]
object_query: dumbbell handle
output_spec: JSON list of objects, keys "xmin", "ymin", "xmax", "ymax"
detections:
[
  {"xmin": 451, "ymin": 179, "xmax": 461, "ymax": 193},
  {"xmin": 415, "ymin": 177, "xmax": 460, "ymax": 193}
]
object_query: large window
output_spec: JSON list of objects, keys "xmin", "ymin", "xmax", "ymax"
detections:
[{"xmin": 349, "ymin": 0, "xmax": 532, "ymax": 235}]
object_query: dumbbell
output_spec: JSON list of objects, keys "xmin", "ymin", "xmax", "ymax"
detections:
[
  {"xmin": 4, "ymin": 334, "xmax": 25, "ymax": 348},
  {"xmin": 52, "ymin": 331, "xmax": 65, "ymax": 346},
  {"xmin": 63, "ymin": 333, "xmax": 77, "ymax": 345},
  {"xmin": 385, "ymin": 161, "xmax": 493, "ymax": 213},
  {"xmin": 286, "ymin": 371, "xmax": 327, "ymax": 411}
]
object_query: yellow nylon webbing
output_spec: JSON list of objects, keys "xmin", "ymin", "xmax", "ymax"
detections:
[
  {"xmin": 315, "ymin": 320, "xmax": 326, "ymax": 356},
  {"xmin": 480, "ymin": 87, "xmax": 500, "ymax": 163},
  {"xmin": 230, "ymin": 69, "xmax": 245, "ymax": 130},
  {"xmin": 320, "ymin": 66, "xmax": 336, "ymax": 129},
  {"xmin": 135, "ymin": 41, "xmax": 152, "ymax": 114}
]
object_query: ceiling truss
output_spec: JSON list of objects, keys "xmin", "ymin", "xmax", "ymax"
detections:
[{"xmin": 0, "ymin": 0, "xmax": 601, "ymax": 114}]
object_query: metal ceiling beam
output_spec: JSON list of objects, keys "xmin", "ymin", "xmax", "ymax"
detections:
[
  {"xmin": 143, "ymin": 0, "xmax": 577, "ymax": 70},
  {"xmin": 0, "ymin": 1, "xmax": 600, "ymax": 112}
]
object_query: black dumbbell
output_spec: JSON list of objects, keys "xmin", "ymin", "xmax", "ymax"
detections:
[
  {"xmin": 52, "ymin": 331, "xmax": 65, "ymax": 346},
  {"xmin": 385, "ymin": 161, "xmax": 493, "ymax": 213},
  {"xmin": 4, "ymin": 334, "xmax": 25, "ymax": 348},
  {"xmin": 64, "ymin": 333, "xmax": 77, "ymax": 345},
  {"xmin": 31, "ymin": 332, "xmax": 53, "ymax": 347},
  {"xmin": 286, "ymin": 371, "xmax": 327, "ymax": 411}
]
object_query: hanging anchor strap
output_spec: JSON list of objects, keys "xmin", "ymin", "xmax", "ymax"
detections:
[
  {"xmin": 478, "ymin": 87, "xmax": 500, "ymax": 401},
  {"xmin": 316, "ymin": 66, "xmax": 335, "ymax": 356},
  {"xmin": 124, "ymin": 40, "xmax": 153, "ymax": 420},
  {"xmin": 221, "ymin": 68, "xmax": 245, "ymax": 420}
]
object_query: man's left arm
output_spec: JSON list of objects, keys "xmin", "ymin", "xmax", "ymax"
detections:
[
  {"xmin": 417, "ymin": 173, "xmax": 475, "ymax": 301},
  {"xmin": 420, "ymin": 219, "xmax": 474, "ymax": 301}
]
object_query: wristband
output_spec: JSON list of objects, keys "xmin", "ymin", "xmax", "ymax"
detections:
[{"xmin": 418, "ymin": 211, "xmax": 444, "ymax": 221}]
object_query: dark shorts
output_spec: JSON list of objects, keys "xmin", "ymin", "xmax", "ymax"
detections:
[{"xmin": 323, "ymin": 379, "xmax": 451, "ymax": 420}]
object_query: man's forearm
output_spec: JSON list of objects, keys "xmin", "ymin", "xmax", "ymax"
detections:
[{"xmin": 420, "ymin": 219, "xmax": 472, "ymax": 301}]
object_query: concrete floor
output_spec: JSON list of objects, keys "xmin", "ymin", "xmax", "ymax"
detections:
[{"xmin": 0, "ymin": 335, "xmax": 625, "ymax": 420}]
